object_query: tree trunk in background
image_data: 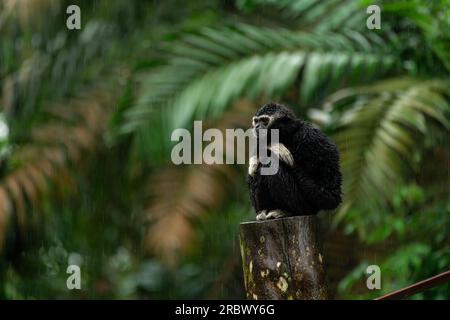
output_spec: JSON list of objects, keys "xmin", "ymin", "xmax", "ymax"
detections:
[{"xmin": 239, "ymin": 216, "xmax": 328, "ymax": 300}]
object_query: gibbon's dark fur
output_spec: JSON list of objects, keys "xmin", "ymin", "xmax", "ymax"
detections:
[{"xmin": 247, "ymin": 102, "xmax": 342, "ymax": 217}]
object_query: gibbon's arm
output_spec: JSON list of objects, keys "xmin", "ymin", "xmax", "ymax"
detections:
[{"xmin": 269, "ymin": 143, "xmax": 294, "ymax": 167}]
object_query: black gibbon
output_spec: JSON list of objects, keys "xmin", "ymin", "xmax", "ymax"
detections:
[{"xmin": 247, "ymin": 102, "xmax": 342, "ymax": 220}]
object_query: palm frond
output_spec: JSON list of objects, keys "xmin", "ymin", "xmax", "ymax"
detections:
[
  {"xmin": 238, "ymin": 0, "xmax": 367, "ymax": 31},
  {"xmin": 383, "ymin": 0, "xmax": 450, "ymax": 72},
  {"xmin": 143, "ymin": 100, "xmax": 255, "ymax": 265},
  {"xmin": 144, "ymin": 165, "xmax": 235, "ymax": 266},
  {"xmin": 0, "ymin": 88, "xmax": 115, "ymax": 249},
  {"xmin": 0, "ymin": 186, "xmax": 12, "ymax": 248},
  {"xmin": 331, "ymin": 78, "xmax": 450, "ymax": 229},
  {"xmin": 2, "ymin": 0, "xmax": 59, "ymax": 28},
  {"xmin": 1, "ymin": 15, "xmax": 116, "ymax": 127},
  {"xmin": 123, "ymin": 24, "xmax": 395, "ymax": 134}
]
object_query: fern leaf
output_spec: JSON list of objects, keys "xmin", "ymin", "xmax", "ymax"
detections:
[
  {"xmin": 332, "ymin": 79, "xmax": 450, "ymax": 230},
  {"xmin": 124, "ymin": 25, "xmax": 395, "ymax": 134}
]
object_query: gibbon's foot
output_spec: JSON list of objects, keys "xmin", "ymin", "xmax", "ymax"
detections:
[
  {"xmin": 265, "ymin": 209, "xmax": 285, "ymax": 219},
  {"xmin": 269, "ymin": 143, "xmax": 294, "ymax": 167},
  {"xmin": 248, "ymin": 155, "xmax": 259, "ymax": 176},
  {"xmin": 256, "ymin": 210, "xmax": 268, "ymax": 221}
]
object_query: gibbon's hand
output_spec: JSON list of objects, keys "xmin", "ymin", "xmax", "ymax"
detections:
[
  {"xmin": 248, "ymin": 155, "xmax": 259, "ymax": 176},
  {"xmin": 269, "ymin": 143, "xmax": 294, "ymax": 167}
]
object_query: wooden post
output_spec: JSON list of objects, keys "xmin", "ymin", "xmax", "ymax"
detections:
[{"xmin": 239, "ymin": 216, "xmax": 328, "ymax": 300}]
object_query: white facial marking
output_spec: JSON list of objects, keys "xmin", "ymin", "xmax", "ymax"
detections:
[{"xmin": 252, "ymin": 115, "xmax": 273, "ymax": 127}]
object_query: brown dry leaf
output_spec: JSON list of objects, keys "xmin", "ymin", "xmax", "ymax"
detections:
[
  {"xmin": 0, "ymin": 187, "xmax": 12, "ymax": 248},
  {"xmin": 144, "ymin": 99, "xmax": 257, "ymax": 266},
  {"xmin": 0, "ymin": 87, "xmax": 116, "ymax": 250},
  {"xmin": 4, "ymin": 176, "xmax": 26, "ymax": 230},
  {"xmin": 3, "ymin": 0, "xmax": 60, "ymax": 28},
  {"xmin": 145, "ymin": 211, "xmax": 194, "ymax": 266}
]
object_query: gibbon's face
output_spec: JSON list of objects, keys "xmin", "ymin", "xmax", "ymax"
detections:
[
  {"xmin": 252, "ymin": 103, "xmax": 296, "ymax": 137},
  {"xmin": 252, "ymin": 114, "xmax": 273, "ymax": 137}
]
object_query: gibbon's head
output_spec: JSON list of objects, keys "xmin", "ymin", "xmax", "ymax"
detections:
[{"xmin": 252, "ymin": 102, "xmax": 296, "ymax": 136}]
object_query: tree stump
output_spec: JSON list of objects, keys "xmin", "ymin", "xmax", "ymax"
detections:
[{"xmin": 239, "ymin": 216, "xmax": 328, "ymax": 300}]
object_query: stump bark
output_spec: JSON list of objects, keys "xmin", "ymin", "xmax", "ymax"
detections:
[{"xmin": 239, "ymin": 215, "xmax": 328, "ymax": 300}]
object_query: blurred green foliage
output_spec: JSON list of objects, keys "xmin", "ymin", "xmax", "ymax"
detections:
[{"xmin": 0, "ymin": 0, "xmax": 448, "ymax": 299}]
